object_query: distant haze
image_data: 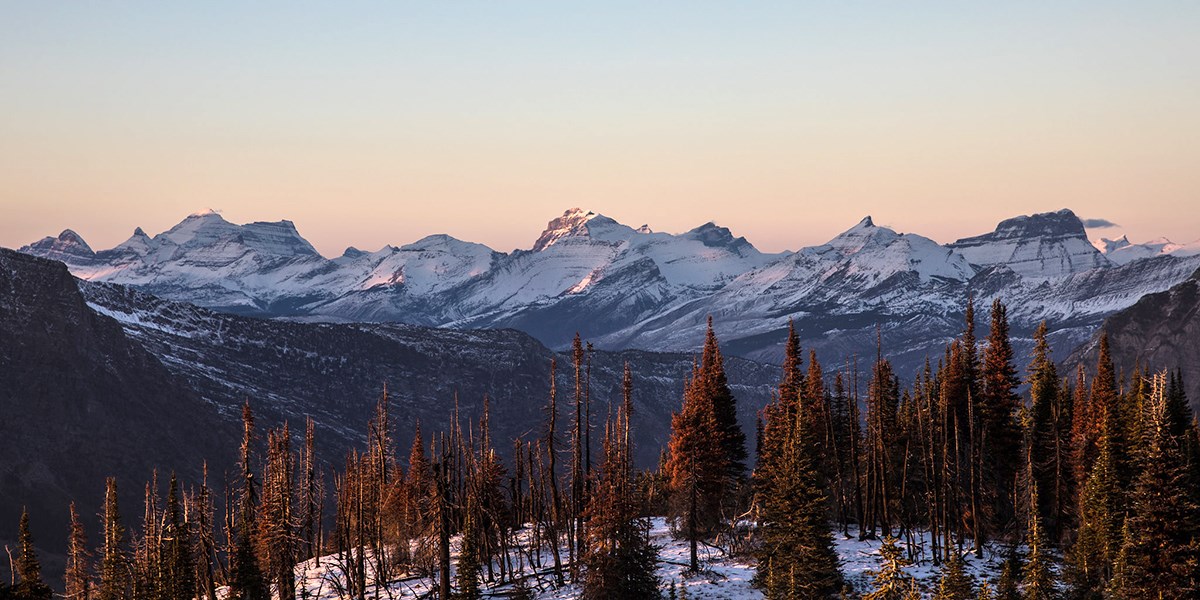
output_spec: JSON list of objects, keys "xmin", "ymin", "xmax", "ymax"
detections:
[{"xmin": 2, "ymin": 3, "xmax": 1198, "ymax": 255}]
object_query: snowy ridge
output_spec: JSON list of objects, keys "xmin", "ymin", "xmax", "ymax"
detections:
[
  {"xmin": 18, "ymin": 207, "xmax": 1200, "ymax": 375},
  {"xmin": 1096, "ymin": 235, "xmax": 1200, "ymax": 266}
]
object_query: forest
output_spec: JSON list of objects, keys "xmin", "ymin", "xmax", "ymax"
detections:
[{"xmin": 2, "ymin": 300, "xmax": 1197, "ymax": 599}]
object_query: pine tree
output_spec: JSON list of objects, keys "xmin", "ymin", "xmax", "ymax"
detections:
[
  {"xmin": 162, "ymin": 474, "xmax": 196, "ymax": 600},
  {"xmin": 65, "ymin": 502, "xmax": 92, "ymax": 600},
  {"xmin": 933, "ymin": 552, "xmax": 976, "ymax": 600},
  {"xmin": 581, "ymin": 369, "xmax": 662, "ymax": 599},
  {"xmin": 1065, "ymin": 414, "xmax": 1120, "ymax": 599},
  {"xmin": 1026, "ymin": 321, "xmax": 1060, "ymax": 541},
  {"xmin": 98, "ymin": 478, "xmax": 129, "ymax": 600},
  {"xmin": 980, "ymin": 300, "xmax": 1021, "ymax": 539},
  {"xmin": 456, "ymin": 495, "xmax": 483, "ymax": 600},
  {"xmin": 700, "ymin": 317, "xmax": 747, "ymax": 480},
  {"xmin": 664, "ymin": 363, "xmax": 728, "ymax": 572},
  {"xmin": 12, "ymin": 508, "xmax": 52, "ymax": 600},
  {"xmin": 1021, "ymin": 484, "xmax": 1056, "ymax": 600},
  {"xmin": 1110, "ymin": 372, "xmax": 1200, "ymax": 597},
  {"xmin": 754, "ymin": 393, "xmax": 843, "ymax": 599},
  {"xmin": 864, "ymin": 536, "xmax": 914, "ymax": 600}
]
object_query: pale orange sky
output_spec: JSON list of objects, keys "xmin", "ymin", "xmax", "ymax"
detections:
[{"xmin": 2, "ymin": 3, "xmax": 1198, "ymax": 255}]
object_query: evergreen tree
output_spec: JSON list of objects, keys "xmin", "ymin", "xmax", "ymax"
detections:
[
  {"xmin": 1065, "ymin": 412, "xmax": 1120, "ymax": 599},
  {"xmin": 863, "ymin": 536, "xmax": 914, "ymax": 600},
  {"xmin": 229, "ymin": 402, "xmax": 269, "ymax": 600},
  {"xmin": 995, "ymin": 549, "xmax": 1022, "ymax": 600},
  {"xmin": 700, "ymin": 316, "xmax": 747, "ymax": 479},
  {"xmin": 65, "ymin": 502, "xmax": 92, "ymax": 600},
  {"xmin": 1021, "ymin": 484, "xmax": 1056, "ymax": 600},
  {"xmin": 12, "ymin": 508, "xmax": 52, "ymax": 600},
  {"xmin": 980, "ymin": 300, "xmax": 1021, "ymax": 537},
  {"xmin": 933, "ymin": 552, "xmax": 976, "ymax": 600},
  {"xmin": 456, "ymin": 495, "xmax": 483, "ymax": 600},
  {"xmin": 664, "ymin": 363, "xmax": 728, "ymax": 571},
  {"xmin": 97, "ymin": 478, "xmax": 129, "ymax": 600},
  {"xmin": 162, "ymin": 474, "xmax": 196, "ymax": 600},
  {"xmin": 754, "ymin": 395, "xmax": 843, "ymax": 599},
  {"xmin": 1110, "ymin": 372, "xmax": 1200, "ymax": 597},
  {"xmin": 1026, "ymin": 322, "xmax": 1060, "ymax": 541},
  {"xmin": 581, "ymin": 371, "xmax": 662, "ymax": 599}
]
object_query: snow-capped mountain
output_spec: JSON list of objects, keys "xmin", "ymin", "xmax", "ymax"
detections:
[
  {"xmin": 17, "ymin": 207, "xmax": 1200, "ymax": 377},
  {"xmin": 1094, "ymin": 235, "xmax": 1200, "ymax": 266},
  {"xmin": 948, "ymin": 208, "xmax": 1110, "ymax": 279}
]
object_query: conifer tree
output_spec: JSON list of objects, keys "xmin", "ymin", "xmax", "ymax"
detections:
[
  {"xmin": 995, "ymin": 552, "xmax": 1021, "ymax": 600},
  {"xmin": 1026, "ymin": 321, "xmax": 1060, "ymax": 541},
  {"xmin": 754, "ymin": 393, "xmax": 842, "ymax": 599},
  {"xmin": 12, "ymin": 508, "xmax": 52, "ymax": 600},
  {"xmin": 1065, "ymin": 407, "xmax": 1120, "ymax": 598},
  {"xmin": 664, "ymin": 363, "xmax": 728, "ymax": 572},
  {"xmin": 229, "ymin": 402, "xmax": 269, "ymax": 600},
  {"xmin": 1110, "ymin": 372, "xmax": 1200, "ymax": 597},
  {"xmin": 98, "ymin": 478, "xmax": 129, "ymax": 600},
  {"xmin": 864, "ymin": 536, "xmax": 914, "ymax": 600},
  {"xmin": 456, "ymin": 495, "xmax": 483, "ymax": 600},
  {"xmin": 162, "ymin": 474, "xmax": 196, "ymax": 600},
  {"xmin": 581, "ymin": 367, "xmax": 662, "ymax": 599},
  {"xmin": 700, "ymin": 317, "xmax": 747, "ymax": 479},
  {"xmin": 1021, "ymin": 484, "xmax": 1055, "ymax": 600},
  {"xmin": 980, "ymin": 300, "xmax": 1021, "ymax": 538},
  {"xmin": 65, "ymin": 502, "xmax": 91, "ymax": 600},
  {"xmin": 933, "ymin": 552, "xmax": 976, "ymax": 600}
]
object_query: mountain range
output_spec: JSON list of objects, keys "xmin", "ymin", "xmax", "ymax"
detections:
[
  {"xmin": 0, "ymin": 246, "xmax": 778, "ymax": 559},
  {"xmin": 21, "ymin": 207, "xmax": 1200, "ymax": 376}
]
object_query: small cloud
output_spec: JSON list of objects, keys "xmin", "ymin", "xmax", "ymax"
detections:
[{"xmin": 1082, "ymin": 218, "xmax": 1119, "ymax": 228}]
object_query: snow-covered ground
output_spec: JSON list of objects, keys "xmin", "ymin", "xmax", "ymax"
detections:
[{"xmin": 261, "ymin": 519, "xmax": 1021, "ymax": 599}]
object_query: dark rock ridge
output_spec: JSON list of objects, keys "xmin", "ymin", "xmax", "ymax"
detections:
[
  {"xmin": 0, "ymin": 249, "xmax": 236, "ymax": 559},
  {"xmin": 1069, "ymin": 267, "xmax": 1200, "ymax": 415}
]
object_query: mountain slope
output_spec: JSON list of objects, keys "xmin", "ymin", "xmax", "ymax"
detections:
[
  {"xmin": 0, "ymin": 249, "xmax": 236, "ymax": 558},
  {"xmin": 79, "ymin": 279, "xmax": 780, "ymax": 470},
  {"xmin": 1069, "ymin": 267, "xmax": 1200, "ymax": 414}
]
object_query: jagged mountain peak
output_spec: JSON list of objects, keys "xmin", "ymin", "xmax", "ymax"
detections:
[
  {"xmin": 1096, "ymin": 235, "xmax": 1131, "ymax": 254},
  {"xmin": 58, "ymin": 229, "xmax": 91, "ymax": 247},
  {"xmin": 19, "ymin": 229, "xmax": 96, "ymax": 261},
  {"xmin": 823, "ymin": 215, "xmax": 900, "ymax": 256},
  {"xmin": 532, "ymin": 208, "xmax": 599, "ymax": 251}
]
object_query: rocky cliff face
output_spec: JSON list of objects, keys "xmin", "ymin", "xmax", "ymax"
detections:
[
  {"xmin": 1069, "ymin": 267, "xmax": 1200, "ymax": 414},
  {"xmin": 0, "ymin": 249, "xmax": 236, "ymax": 558}
]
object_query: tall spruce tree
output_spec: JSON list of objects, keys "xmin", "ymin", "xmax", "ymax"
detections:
[
  {"xmin": 1021, "ymin": 483, "xmax": 1056, "ymax": 600},
  {"xmin": 1026, "ymin": 322, "xmax": 1060, "ymax": 541},
  {"xmin": 1110, "ymin": 372, "xmax": 1200, "ymax": 597},
  {"xmin": 664, "ymin": 363, "xmax": 728, "ymax": 572},
  {"xmin": 162, "ymin": 474, "xmax": 196, "ymax": 600},
  {"xmin": 754, "ymin": 395, "xmax": 843, "ymax": 599},
  {"xmin": 581, "ymin": 368, "xmax": 662, "ymax": 599},
  {"xmin": 12, "ymin": 508, "xmax": 52, "ymax": 600},
  {"xmin": 700, "ymin": 317, "xmax": 747, "ymax": 479},
  {"xmin": 980, "ymin": 300, "xmax": 1021, "ymax": 539}
]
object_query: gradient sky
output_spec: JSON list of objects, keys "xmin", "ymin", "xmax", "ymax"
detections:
[{"xmin": 2, "ymin": 2, "xmax": 1198, "ymax": 256}]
